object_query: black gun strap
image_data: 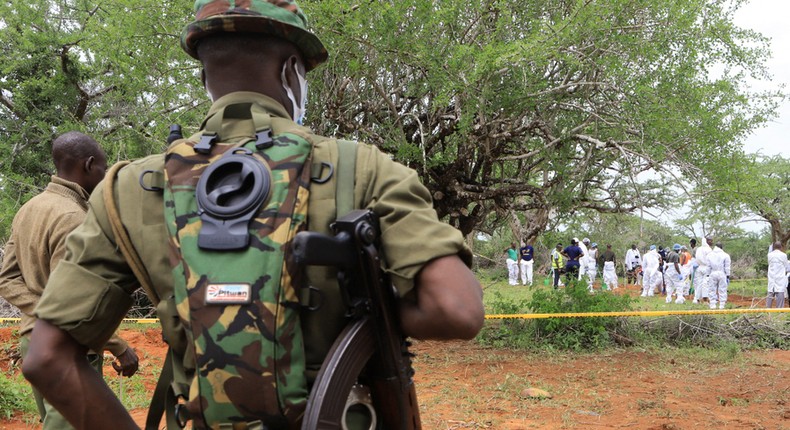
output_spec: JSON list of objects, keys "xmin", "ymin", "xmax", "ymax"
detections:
[{"xmin": 145, "ymin": 348, "xmax": 173, "ymax": 430}]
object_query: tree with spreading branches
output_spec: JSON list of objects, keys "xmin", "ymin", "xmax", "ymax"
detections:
[
  {"xmin": 0, "ymin": 0, "xmax": 783, "ymax": 244},
  {"xmin": 0, "ymin": 0, "xmax": 196, "ymax": 237},
  {"xmin": 304, "ymin": 0, "xmax": 780, "ymax": 241}
]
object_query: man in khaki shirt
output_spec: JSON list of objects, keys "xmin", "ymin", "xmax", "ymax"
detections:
[{"xmin": 0, "ymin": 131, "xmax": 138, "ymax": 429}]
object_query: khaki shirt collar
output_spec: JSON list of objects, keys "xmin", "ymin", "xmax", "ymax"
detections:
[
  {"xmin": 206, "ymin": 91, "xmax": 292, "ymax": 123},
  {"xmin": 47, "ymin": 175, "xmax": 90, "ymax": 211}
]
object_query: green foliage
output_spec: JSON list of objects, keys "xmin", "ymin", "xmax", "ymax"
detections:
[
  {"xmin": 487, "ymin": 291, "xmax": 530, "ymax": 316},
  {"xmin": 305, "ymin": 0, "xmax": 781, "ymax": 238},
  {"xmin": 0, "ymin": 0, "xmax": 200, "ymax": 236},
  {"xmin": 718, "ymin": 155, "xmax": 790, "ymax": 248},
  {"xmin": 0, "ymin": 371, "xmax": 36, "ymax": 420},
  {"xmin": 526, "ymin": 282, "xmax": 633, "ymax": 350},
  {"xmin": 477, "ymin": 291, "xmax": 532, "ymax": 349},
  {"xmin": 478, "ymin": 281, "xmax": 633, "ymax": 351},
  {"xmin": 0, "ymin": 0, "xmax": 784, "ymax": 243}
]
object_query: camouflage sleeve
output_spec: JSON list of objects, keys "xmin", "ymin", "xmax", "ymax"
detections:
[{"xmin": 355, "ymin": 144, "xmax": 470, "ymax": 297}]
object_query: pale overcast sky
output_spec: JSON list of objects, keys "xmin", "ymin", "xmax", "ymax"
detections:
[{"xmin": 734, "ymin": 0, "xmax": 790, "ymax": 157}]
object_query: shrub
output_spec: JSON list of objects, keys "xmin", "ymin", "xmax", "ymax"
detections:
[
  {"xmin": 526, "ymin": 281, "xmax": 633, "ymax": 350},
  {"xmin": 623, "ymin": 314, "xmax": 790, "ymax": 350},
  {"xmin": 477, "ymin": 292, "xmax": 533, "ymax": 349},
  {"xmin": 0, "ymin": 371, "xmax": 36, "ymax": 420},
  {"xmin": 478, "ymin": 280, "xmax": 633, "ymax": 350}
]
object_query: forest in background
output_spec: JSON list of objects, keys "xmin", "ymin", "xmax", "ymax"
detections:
[{"xmin": 1, "ymin": 0, "xmax": 788, "ymax": 252}]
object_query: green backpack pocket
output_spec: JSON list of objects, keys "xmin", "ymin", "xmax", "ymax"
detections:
[{"xmin": 163, "ymin": 103, "xmax": 312, "ymax": 429}]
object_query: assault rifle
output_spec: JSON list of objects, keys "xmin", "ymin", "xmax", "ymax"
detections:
[{"xmin": 293, "ymin": 210, "xmax": 421, "ymax": 430}]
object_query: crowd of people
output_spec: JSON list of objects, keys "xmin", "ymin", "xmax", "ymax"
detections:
[{"xmin": 505, "ymin": 236, "xmax": 789, "ymax": 309}]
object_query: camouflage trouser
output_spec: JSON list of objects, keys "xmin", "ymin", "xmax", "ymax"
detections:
[
  {"xmin": 626, "ymin": 267, "xmax": 638, "ymax": 284},
  {"xmin": 20, "ymin": 334, "xmax": 103, "ymax": 430}
]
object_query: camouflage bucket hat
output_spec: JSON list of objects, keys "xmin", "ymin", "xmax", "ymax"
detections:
[{"xmin": 182, "ymin": 0, "xmax": 328, "ymax": 71}]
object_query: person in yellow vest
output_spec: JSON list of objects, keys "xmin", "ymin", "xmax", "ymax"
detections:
[{"xmin": 551, "ymin": 243, "xmax": 565, "ymax": 289}]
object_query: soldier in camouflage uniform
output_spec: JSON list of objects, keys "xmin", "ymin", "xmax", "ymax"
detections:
[{"xmin": 22, "ymin": 1, "xmax": 485, "ymax": 429}]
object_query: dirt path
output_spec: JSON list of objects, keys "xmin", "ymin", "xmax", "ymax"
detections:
[
  {"xmin": 1, "ymin": 326, "xmax": 788, "ymax": 429},
  {"xmin": 413, "ymin": 340, "xmax": 789, "ymax": 429}
]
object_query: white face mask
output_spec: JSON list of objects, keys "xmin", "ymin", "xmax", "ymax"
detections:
[{"xmin": 282, "ymin": 63, "xmax": 308, "ymax": 125}]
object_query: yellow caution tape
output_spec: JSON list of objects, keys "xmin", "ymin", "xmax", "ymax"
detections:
[
  {"xmin": 2, "ymin": 308, "xmax": 787, "ymax": 325},
  {"xmin": 0, "ymin": 318, "xmax": 161, "ymax": 324},
  {"xmin": 486, "ymin": 308, "xmax": 790, "ymax": 319},
  {"xmin": 121, "ymin": 318, "xmax": 160, "ymax": 324}
]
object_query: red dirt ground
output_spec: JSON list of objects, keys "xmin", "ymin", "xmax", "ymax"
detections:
[{"xmin": 1, "ymin": 290, "xmax": 787, "ymax": 429}]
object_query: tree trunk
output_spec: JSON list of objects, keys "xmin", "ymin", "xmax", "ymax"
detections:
[
  {"xmin": 522, "ymin": 207, "xmax": 549, "ymax": 245},
  {"xmin": 507, "ymin": 210, "xmax": 523, "ymax": 245},
  {"xmin": 769, "ymin": 219, "xmax": 790, "ymax": 249}
]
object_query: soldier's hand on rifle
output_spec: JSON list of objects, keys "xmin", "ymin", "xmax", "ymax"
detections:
[{"xmin": 112, "ymin": 346, "xmax": 139, "ymax": 377}]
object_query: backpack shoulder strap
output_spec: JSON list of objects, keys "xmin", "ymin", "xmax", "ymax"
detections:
[
  {"xmin": 102, "ymin": 161, "xmax": 160, "ymax": 306},
  {"xmin": 335, "ymin": 139, "xmax": 358, "ymax": 219}
]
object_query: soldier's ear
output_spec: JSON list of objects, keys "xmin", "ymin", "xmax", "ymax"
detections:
[
  {"xmin": 281, "ymin": 56, "xmax": 306, "ymax": 98},
  {"xmin": 84, "ymin": 155, "xmax": 95, "ymax": 173}
]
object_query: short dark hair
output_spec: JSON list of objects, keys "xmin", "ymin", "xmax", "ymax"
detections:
[{"xmin": 51, "ymin": 131, "xmax": 103, "ymax": 174}]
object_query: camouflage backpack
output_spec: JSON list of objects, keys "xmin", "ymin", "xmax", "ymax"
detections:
[{"xmin": 162, "ymin": 102, "xmax": 313, "ymax": 429}]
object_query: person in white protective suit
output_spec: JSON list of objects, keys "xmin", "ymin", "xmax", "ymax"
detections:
[
  {"xmin": 766, "ymin": 241, "xmax": 788, "ymax": 308},
  {"xmin": 707, "ymin": 242, "xmax": 732, "ymax": 309},
  {"xmin": 641, "ymin": 245, "xmax": 660, "ymax": 297},
  {"xmin": 692, "ymin": 236, "xmax": 713, "ymax": 304},
  {"xmin": 625, "ymin": 244, "xmax": 641, "ymax": 285},
  {"xmin": 585, "ymin": 242, "xmax": 599, "ymax": 290},
  {"xmin": 578, "ymin": 238, "xmax": 590, "ymax": 281},
  {"xmin": 599, "ymin": 243, "xmax": 618, "ymax": 290},
  {"xmin": 664, "ymin": 244, "xmax": 686, "ymax": 304}
]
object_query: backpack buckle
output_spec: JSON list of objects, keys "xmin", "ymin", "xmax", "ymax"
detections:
[
  {"xmin": 194, "ymin": 132, "xmax": 217, "ymax": 154},
  {"xmin": 255, "ymin": 128, "xmax": 273, "ymax": 150}
]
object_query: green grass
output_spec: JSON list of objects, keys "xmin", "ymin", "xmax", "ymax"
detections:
[
  {"xmin": 0, "ymin": 371, "xmax": 37, "ymax": 421},
  {"xmin": 0, "ymin": 321, "xmax": 159, "ymax": 420},
  {"xmin": 0, "ymin": 329, "xmax": 37, "ymax": 422},
  {"xmin": 482, "ymin": 276, "xmax": 779, "ymax": 314}
]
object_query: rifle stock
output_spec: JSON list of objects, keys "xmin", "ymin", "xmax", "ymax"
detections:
[{"xmin": 294, "ymin": 210, "xmax": 421, "ymax": 430}]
